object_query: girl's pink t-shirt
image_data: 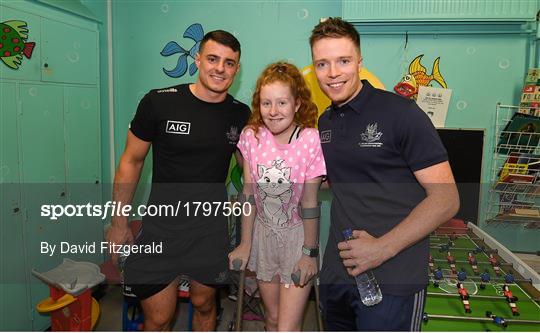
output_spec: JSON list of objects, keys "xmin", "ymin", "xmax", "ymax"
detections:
[{"xmin": 237, "ymin": 126, "xmax": 326, "ymax": 227}]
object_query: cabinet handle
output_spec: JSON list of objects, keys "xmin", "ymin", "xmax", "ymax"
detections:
[
  {"xmin": 60, "ymin": 192, "xmax": 65, "ymax": 197},
  {"xmin": 44, "ymin": 63, "xmax": 49, "ymax": 68},
  {"xmin": 95, "ymin": 180, "xmax": 99, "ymax": 184},
  {"xmin": 13, "ymin": 207, "xmax": 20, "ymax": 213}
]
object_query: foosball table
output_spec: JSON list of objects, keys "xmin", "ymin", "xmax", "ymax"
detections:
[{"xmin": 422, "ymin": 220, "xmax": 540, "ymax": 331}]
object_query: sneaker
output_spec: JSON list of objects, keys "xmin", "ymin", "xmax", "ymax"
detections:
[{"xmin": 228, "ymin": 284, "xmax": 238, "ymax": 301}]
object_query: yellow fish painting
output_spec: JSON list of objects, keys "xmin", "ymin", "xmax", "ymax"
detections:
[{"xmin": 394, "ymin": 54, "xmax": 447, "ymax": 99}]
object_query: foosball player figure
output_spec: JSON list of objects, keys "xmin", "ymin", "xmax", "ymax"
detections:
[
  {"xmin": 447, "ymin": 252, "xmax": 457, "ymax": 275},
  {"xmin": 480, "ymin": 269, "xmax": 491, "ymax": 290},
  {"xmin": 474, "ymin": 246, "xmax": 485, "ymax": 254},
  {"xmin": 467, "ymin": 252, "xmax": 479, "ymax": 275},
  {"xmin": 502, "ymin": 284, "xmax": 519, "ymax": 316},
  {"xmin": 439, "ymin": 243, "xmax": 450, "ymax": 253},
  {"xmin": 486, "ymin": 311, "xmax": 508, "ymax": 328},
  {"xmin": 428, "ymin": 254, "xmax": 435, "ymax": 273},
  {"xmin": 457, "ymin": 268, "xmax": 467, "ymax": 282},
  {"xmin": 449, "ymin": 232, "xmax": 457, "ymax": 246},
  {"xmin": 488, "ymin": 254, "xmax": 501, "ymax": 276},
  {"xmin": 457, "ymin": 282, "xmax": 471, "ymax": 313},
  {"xmin": 504, "ymin": 270, "xmax": 515, "ymax": 284},
  {"xmin": 433, "ymin": 267, "xmax": 443, "ymax": 288}
]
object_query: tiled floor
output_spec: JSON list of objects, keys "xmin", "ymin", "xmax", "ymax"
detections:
[{"xmin": 93, "ymin": 285, "xmax": 320, "ymax": 331}]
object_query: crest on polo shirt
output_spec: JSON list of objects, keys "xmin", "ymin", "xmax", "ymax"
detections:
[
  {"xmin": 226, "ymin": 126, "xmax": 239, "ymax": 144},
  {"xmin": 359, "ymin": 122, "xmax": 383, "ymax": 147}
]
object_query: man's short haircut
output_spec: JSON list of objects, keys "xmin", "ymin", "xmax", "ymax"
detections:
[
  {"xmin": 200, "ymin": 30, "xmax": 241, "ymax": 58},
  {"xmin": 309, "ymin": 17, "xmax": 360, "ymax": 53}
]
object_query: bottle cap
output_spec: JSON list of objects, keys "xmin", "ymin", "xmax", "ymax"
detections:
[{"xmin": 342, "ymin": 228, "xmax": 353, "ymax": 240}]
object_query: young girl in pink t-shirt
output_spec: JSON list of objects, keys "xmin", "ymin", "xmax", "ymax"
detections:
[{"xmin": 229, "ymin": 62, "xmax": 326, "ymax": 331}]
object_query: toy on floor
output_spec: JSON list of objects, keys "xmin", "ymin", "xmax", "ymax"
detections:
[{"xmin": 32, "ymin": 259, "xmax": 104, "ymax": 331}]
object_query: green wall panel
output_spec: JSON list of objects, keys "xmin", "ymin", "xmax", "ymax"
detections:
[
  {"xmin": 112, "ymin": 0, "xmax": 341, "ymax": 209},
  {"xmin": 360, "ymin": 34, "xmax": 527, "ymax": 129},
  {"xmin": 110, "ymin": 0, "xmax": 538, "ymax": 252},
  {"xmin": 41, "ymin": 17, "xmax": 98, "ymax": 84},
  {"xmin": 19, "ymin": 84, "xmax": 65, "ymax": 184},
  {"xmin": 80, "ymin": 0, "xmax": 113, "ymax": 198},
  {"xmin": 64, "ymin": 86, "xmax": 103, "ymax": 263},
  {"xmin": 1, "ymin": 82, "xmax": 32, "ymax": 331},
  {"xmin": 64, "ymin": 86, "xmax": 100, "ymax": 183},
  {"xmin": 343, "ymin": 0, "xmax": 539, "ymax": 22},
  {"xmin": 356, "ymin": 31, "xmax": 535, "ymax": 252},
  {"xmin": 20, "ymin": 83, "xmax": 67, "ymax": 330},
  {"xmin": 0, "ymin": 83, "xmax": 21, "ymax": 184},
  {"xmin": 36, "ymin": 0, "xmax": 99, "ymax": 21},
  {"xmin": 2, "ymin": 0, "xmax": 98, "ymax": 30},
  {"xmin": 1, "ymin": 1, "xmax": 103, "ymax": 329},
  {"xmin": 0, "ymin": 5, "xmax": 41, "ymax": 81}
]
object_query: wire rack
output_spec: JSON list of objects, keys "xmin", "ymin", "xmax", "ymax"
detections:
[{"xmin": 486, "ymin": 104, "xmax": 540, "ymax": 229}]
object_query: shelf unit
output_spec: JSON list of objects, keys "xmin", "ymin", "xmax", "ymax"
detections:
[{"xmin": 486, "ymin": 104, "xmax": 540, "ymax": 229}]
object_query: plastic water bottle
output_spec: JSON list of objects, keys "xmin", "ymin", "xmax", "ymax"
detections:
[{"xmin": 342, "ymin": 228, "xmax": 383, "ymax": 306}]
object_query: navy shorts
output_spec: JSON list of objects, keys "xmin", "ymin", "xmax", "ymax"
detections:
[
  {"xmin": 124, "ymin": 226, "xmax": 230, "ymax": 300},
  {"xmin": 319, "ymin": 283, "xmax": 426, "ymax": 331}
]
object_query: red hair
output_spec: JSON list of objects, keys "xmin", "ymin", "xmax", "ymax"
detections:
[{"xmin": 246, "ymin": 62, "xmax": 318, "ymax": 135}]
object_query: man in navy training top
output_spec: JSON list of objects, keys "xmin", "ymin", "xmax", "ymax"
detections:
[{"xmin": 310, "ymin": 17, "xmax": 459, "ymax": 331}]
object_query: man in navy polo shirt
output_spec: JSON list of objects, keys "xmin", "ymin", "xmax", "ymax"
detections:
[{"xmin": 310, "ymin": 18, "xmax": 459, "ymax": 331}]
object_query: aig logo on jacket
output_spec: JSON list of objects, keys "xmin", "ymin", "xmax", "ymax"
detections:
[
  {"xmin": 359, "ymin": 123, "xmax": 383, "ymax": 148},
  {"xmin": 166, "ymin": 120, "xmax": 191, "ymax": 135}
]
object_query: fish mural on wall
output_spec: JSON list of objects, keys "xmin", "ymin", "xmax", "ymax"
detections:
[
  {"xmin": 1, "ymin": 20, "xmax": 35, "ymax": 70},
  {"xmin": 394, "ymin": 54, "xmax": 447, "ymax": 99},
  {"xmin": 161, "ymin": 23, "xmax": 204, "ymax": 78}
]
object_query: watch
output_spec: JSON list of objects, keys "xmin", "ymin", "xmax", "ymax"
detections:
[{"xmin": 302, "ymin": 245, "xmax": 319, "ymax": 258}]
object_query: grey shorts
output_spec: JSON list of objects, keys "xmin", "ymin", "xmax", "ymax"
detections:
[{"xmin": 247, "ymin": 220, "xmax": 304, "ymax": 284}]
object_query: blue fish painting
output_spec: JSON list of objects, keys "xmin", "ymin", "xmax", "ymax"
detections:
[{"xmin": 161, "ymin": 23, "xmax": 204, "ymax": 78}]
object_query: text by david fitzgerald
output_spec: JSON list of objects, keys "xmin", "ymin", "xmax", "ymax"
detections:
[{"xmin": 40, "ymin": 241, "xmax": 162, "ymax": 257}]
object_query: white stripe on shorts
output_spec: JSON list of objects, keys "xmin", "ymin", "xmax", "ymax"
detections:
[{"xmin": 410, "ymin": 289, "xmax": 425, "ymax": 331}]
